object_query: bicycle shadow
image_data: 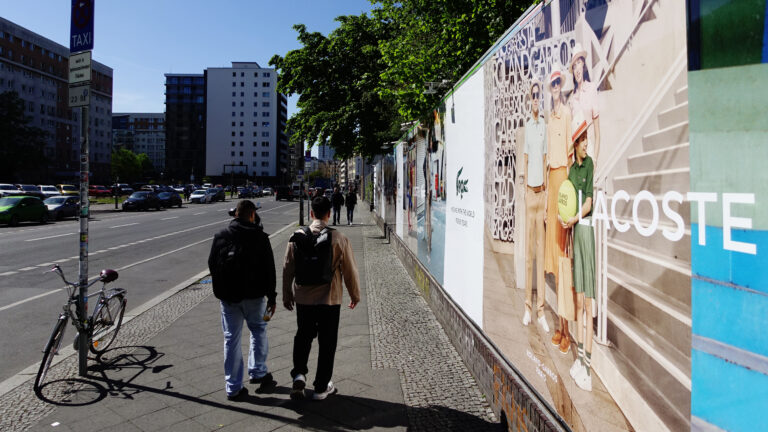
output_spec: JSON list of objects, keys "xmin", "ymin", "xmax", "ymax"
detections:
[{"xmin": 36, "ymin": 344, "xmax": 500, "ymax": 430}]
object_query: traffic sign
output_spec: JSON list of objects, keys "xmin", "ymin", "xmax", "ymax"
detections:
[
  {"xmin": 68, "ymin": 84, "xmax": 90, "ymax": 107},
  {"xmin": 69, "ymin": 51, "xmax": 91, "ymax": 84},
  {"xmin": 296, "ymin": 175, "xmax": 304, "ymax": 181},
  {"xmin": 70, "ymin": 0, "xmax": 94, "ymax": 53}
]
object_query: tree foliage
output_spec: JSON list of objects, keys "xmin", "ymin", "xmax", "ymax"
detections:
[
  {"xmin": 0, "ymin": 91, "xmax": 49, "ymax": 181},
  {"xmin": 110, "ymin": 148, "xmax": 154, "ymax": 183},
  {"xmin": 271, "ymin": 1, "xmax": 530, "ymax": 157},
  {"xmin": 374, "ymin": 0, "xmax": 530, "ymax": 120},
  {"xmin": 270, "ymin": 14, "xmax": 401, "ymax": 160}
]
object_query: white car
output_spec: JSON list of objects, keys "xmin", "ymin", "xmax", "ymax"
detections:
[
  {"xmin": 189, "ymin": 189, "xmax": 212, "ymax": 204},
  {"xmin": 38, "ymin": 185, "xmax": 60, "ymax": 198},
  {"xmin": 0, "ymin": 184, "xmax": 22, "ymax": 197},
  {"xmin": 262, "ymin": 187, "xmax": 272, "ymax": 196}
]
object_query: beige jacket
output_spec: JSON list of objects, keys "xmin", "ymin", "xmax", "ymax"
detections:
[{"xmin": 282, "ymin": 219, "xmax": 361, "ymax": 306}]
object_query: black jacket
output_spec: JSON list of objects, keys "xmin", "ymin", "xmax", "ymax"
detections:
[
  {"xmin": 345, "ymin": 192, "xmax": 357, "ymax": 207},
  {"xmin": 208, "ymin": 218, "xmax": 276, "ymax": 304},
  {"xmin": 331, "ymin": 191, "xmax": 345, "ymax": 208}
]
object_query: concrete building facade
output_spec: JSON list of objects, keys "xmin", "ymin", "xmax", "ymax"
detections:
[
  {"xmin": 112, "ymin": 113, "xmax": 166, "ymax": 172},
  {"xmin": 0, "ymin": 17, "xmax": 113, "ymax": 184},
  {"xmin": 164, "ymin": 73, "xmax": 205, "ymax": 184}
]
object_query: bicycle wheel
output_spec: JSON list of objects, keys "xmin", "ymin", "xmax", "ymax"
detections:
[
  {"xmin": 35, "ymin": 317, "xmax": 68, "ymax": 392},
  {"xmin": 90, "ymin": 293, "xmax": 126, "ymax": 354}
]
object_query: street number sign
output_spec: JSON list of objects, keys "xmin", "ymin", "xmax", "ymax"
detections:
[{"xmin": 68, "ymin": 84, "xmax": 90, "ymax": 107}]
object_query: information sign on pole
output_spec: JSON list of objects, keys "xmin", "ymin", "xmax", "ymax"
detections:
[
  {"xmin": 70, "ymin": 0, "xmax": 94, "ymax": 53},
  {"xmin": 69, "ymin": 51, "xmax": 92, "ymax": 84},
  {"xmin": 68, "ymin": 84, "xmax": 90, "ymax": 107}
]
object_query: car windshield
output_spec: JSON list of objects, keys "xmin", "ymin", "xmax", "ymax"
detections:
[
  {"xmin": 192, "ymin": 190, "xmax": 205, "ymax": 195},
  {"xmin": 158, "ymin": 192, "xmax": 171, "ymax": 198},
  {"xmin": 0, "ymin": 197, "xmax": 22, "ymax": 206},
  {"xmin": 61, "ymin": 185, "xmax": 77, "ymax": 191},
  {"xmin": 20, "ymin": 185, "xmax": 37, "ymax": 191},
  {"xmin": 41, "ymin": 186, "xmax": 57, "ymax": 191},
  {"xmin": 0, "ymin": 185, "xmax": 17, "ymax": 191},
  {"xmin": 129, "ymin": 192, "xmax": 148, "ymax": 198},
  {"xmin": 44, "ymin": 197, "xmax": 68, "ymax": 204}
]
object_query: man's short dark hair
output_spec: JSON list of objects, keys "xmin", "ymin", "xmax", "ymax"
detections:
[
  {"xmin": 311, "ymin": 196, "xmax": 331, "ymax": 219},
  {"xmin": 236, "ymin": 199, "xmax": 256, "ymax": 219}
]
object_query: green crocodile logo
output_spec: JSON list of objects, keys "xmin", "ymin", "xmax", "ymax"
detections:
[{"xmin": 456, "ymin": 167, "xmax": 469, "ymax": 199}]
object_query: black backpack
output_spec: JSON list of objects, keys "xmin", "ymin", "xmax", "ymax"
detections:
[
  {"xmin": 290, "ymin": 227, "xmax": 334, "ymax": 285},
  {"xmin": 212, "ymin": 229, "xmax": 247, "ymax": 301}
]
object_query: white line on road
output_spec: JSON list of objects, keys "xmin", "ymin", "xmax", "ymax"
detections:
[
  {"xmin": 36, "ymin": 263, "xmax": 55, "ymax": 267},
  {"xmin": 25, "ymin": 233, "xmax": 74, "ymax": 242},
  {"xmin": 53, "ymin": 259, "xmax": 69, "ymax": 263},
  {"xmin": 193, "ymin": 212, "xmax": 205, "ymax": 215},
  {"xmin": 110, "ymin": 222, "xmax": 139, "ymax": 229},
  {"xmin": 161, "ymin": 217, "xmax": 178, "ymax": 220},
  {"xmin": 0, "ymin": 271, "xmax": 18, "ymax": 276},
  {"xmin": 18, "ymin": 267, "xmax": 37, "ymax": 272}
]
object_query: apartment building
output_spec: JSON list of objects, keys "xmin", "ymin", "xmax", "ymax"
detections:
[
  {"xmin": 112, "ymin": 113, "xmax": 165, "ymax": 172},
  {"xmin": 164, "ymin": 73, "xmax": 205, "ymax": 183}
]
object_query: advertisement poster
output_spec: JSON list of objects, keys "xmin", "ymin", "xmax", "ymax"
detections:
[
  {"xmin": 443, "ymin": 72, "xmax": 485, "ymax": 325},
  {"xmin": 687, "ymin": 1, "xmax": 768, "ymax": 431},
  {"xmin": 396, "ymin": 144, "xmax": 404, "ymax": 239},
  {"xmin": 481, "ymin": 0, "xmax": 691, "ymax": 430}
]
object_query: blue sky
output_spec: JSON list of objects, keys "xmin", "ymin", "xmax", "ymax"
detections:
[{"xmin": 1, "ymin": 0, "xmax": 372, "ymax": 117}]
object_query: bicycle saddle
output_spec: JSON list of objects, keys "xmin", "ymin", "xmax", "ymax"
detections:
[{"xmin": 99, "ymin": 269, "xmax": 119, "ymax": 283}]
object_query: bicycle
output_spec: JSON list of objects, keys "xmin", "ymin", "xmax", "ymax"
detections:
[{"xmin": 34, "ymin": 265, "xmax": 127, "ymax": 392}]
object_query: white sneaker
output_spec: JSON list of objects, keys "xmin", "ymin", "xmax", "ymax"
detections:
[
  {"xmin": 522, "ymin": 310, "xmax": 531, "ymax": 326},
  {"xmin": 575, "ymin": 368, "xmax": 592, "ymax": 391},
  {"xmin": 569, "ymin": 359, "xmax": 583, "ymax": 380},
  {"xmin": 537, "ymin": 315, "xmax": 550, "ymax": 333},
  {"xmin": 312, "ymin": 381, "xmax": 338, "ymax": 400},
  {"xmin": 290, "ymin": 374, "xmax": 306, "ymax": 400}
]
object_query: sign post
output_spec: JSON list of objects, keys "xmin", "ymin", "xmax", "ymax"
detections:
[{"xmin": 70, "ymin": 0, "xmax": 94, "ymax": 378}]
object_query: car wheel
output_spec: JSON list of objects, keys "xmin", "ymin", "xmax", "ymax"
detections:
[
  {"xmin": 9, "ymin": 215, "xmax": 19, "ymax": 227},
  {"xmin": 178, "ymin": 202, "xmax": 182, "ymax": 208},
  {"xmin": 40, "ymin": 212, "xmax": 49, "ymax": 224},
  {"xmin": 156, "ymin": 205, "xmax": 161, "ymax": 211}
]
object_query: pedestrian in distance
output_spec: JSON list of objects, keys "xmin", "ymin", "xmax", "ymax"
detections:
[
  {"xmin": 345, "ymin": 187, "xmax": 357, "ymax": 225},
  {"xmin": 331, "ymin": 186, "xmax": 345, "ymax": 225},
  {"xmin": 208, "ymin": 199, "xmax": 278, "ymax": 401},
  {"xmin": 282, "ymin": 196, "xmax": 361, "ymax": 400}
]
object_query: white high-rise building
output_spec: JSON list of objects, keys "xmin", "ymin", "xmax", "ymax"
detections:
[{"xmin": 204, "ymin": 62, "xmax": 287, "ymax": 181}]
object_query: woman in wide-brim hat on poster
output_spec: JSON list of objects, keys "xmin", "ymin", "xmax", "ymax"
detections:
[
  {"xmin": 544, "ymin": 69, "xmax": 573, "ymax": 355},
  {"xmin": 569, "ymin": 42, "xmax": 601, "ymax": 164}
]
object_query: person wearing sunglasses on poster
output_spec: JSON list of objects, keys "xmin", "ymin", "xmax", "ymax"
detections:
[
  {"xmin": 545, "ymin": 70, "xmax": 574, "ymax": 355},
  {"xmin": 522, "ymin": 79, "xmax": 549, "ymax": 334},
  {"xmin": 569, "ymin": 43, "xmax": 601, "ymax": 164}
]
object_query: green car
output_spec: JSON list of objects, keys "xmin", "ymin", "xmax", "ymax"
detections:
[{"xmin": 0, "ymin": 196, "xmax": 49, "ymax": 226}]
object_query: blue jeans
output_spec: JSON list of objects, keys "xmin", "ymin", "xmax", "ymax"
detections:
[
  {"xmin": 346, "ymin": 206, "xmax": 355, "ymax": 224},
  {"xmin": 220, "ymin": 297, "xmax": 269, "ymax": 395}
]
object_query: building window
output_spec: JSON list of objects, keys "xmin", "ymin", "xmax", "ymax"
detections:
[
  {"xmin": 231, "ymin": 131, "xmax": 236, "ymax": 136},
  {"xmin": 239, "ymin": 151, "xmax": 243, "ymax": 156},
  {"xmin": 240, "ymin": 141, "xmax": 244, "ymax": 146},
  {"xmin": 231, "ymin": 142, "xmax": 235, "ymax": 147},
  {"xmin": 253, "ymin": 102, "xmax": 258, "ymax": 107},
  {"xmin": 240, "ymin": 112, "xmax": 244, "ymax": 117},
  {"xmin": 240, "ymin": 122, "xmax": 244, "ymax": 126},
  {"xmin": 240, "ymin": 101, "xmax": 244, "ymax": 107},
  {"xmin": 232, "ymin": 72, "xmax": 236, "ymax": 77},
  {"xmin": 232, "ymin": 112, "xmax": 236, "ymax": 117},
  {"xmin": 262, "ymin": 92, "xmax": 269, "ymax": 97},
  {"xmin": 262, "ymin": 122, "xmax": 270, "ymax": 127},
  {"xmin": 262, "ymin": 151, "xmax": 269, "ymax": 157},
  {"xmin": 232, "ymin": 102, "xmax": 236, "ymax": 107},
  {"xmin": 253, "ymin": 151, "xmax": 257, "ymax": 156},
  {"xmin": 253, "ymin": 122, "xmax": 258, "ymax": 127},
  {"xmin": 262, "ymin": 82, "xmax": 270, "ymax": 87},
  {"xmin": 253, "ymin": 142, "xmax": 257, "ymax": 146},
  {"xmin": 253, "ymin": 131, "xmax": 257, "ymax": 136},
  {"xmin": 253, "ymin": 161, "xmax": 258, "ymax": 167},
  {"xmin": 263, "ymin": 72, "xmax": 270, "ymax": 77},
  {"xmin": 231, "ymin": 151, "xmax": 235, "ymax": 156},
  {"xmin": 240, "ymin": 82, "xmax": 244, "ymax": 87},
  {"xmin": 232, "ymin": 92, "xmax": 236, "ymax": 96},
  {"xmin": 254, "ymin": 92, "xmax": 258, "ymax": 97},
  {"xmin": 262, "ymin": 102, "xmax": 270, "ymax": 107},
  {"xmin": 232, "ymin": 82, "xmax": 236, "ymax": 87},
  {"xmin": 240, "ymin": 92, "xmax": 244, "ymax": 97},
  {"xmin": 262, "ymin": 112, "xmax": 270, "ymax": 117},
  {"xmin": 262, "ymin": 141, "xmax": 269, "ymax": 147},
  {"xmin": 232, "ymin": 122, "xmax": 236, "ymax": 126},
  {"xmin": 261, "ymin": 162, "xmax": 269, "ymax": 167},
  {"xmin": 262, "ymin": 131, "xmax": 269, "ymax": 137},
  {"xmin": 240, "ymin": 72, "xmax": 244, "ymax": 77}
]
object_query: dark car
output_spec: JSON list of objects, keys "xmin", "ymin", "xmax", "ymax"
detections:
[
  {"xmin": 122, "ymin": 191, "xmax": 162, "ymax": 211},
  {"xmin": 238, "ymin": 187, "xmax": 254, "ymax": 199},
  {"xmin": 275, "ymin": 186, "xmax": 292, "ymax": 201},
  {"xmin": 44, "ymin": 196, "xmax": 80, "ymax": 220},
  {"xmin": 0, "ymin": 196, "xmax": 49, "ymax": 226},
  {"xmin": 157, "ymin": 191, "xmax": 183, "ymax": 208},
  {"xmin": 209, "ymin": 187, "xmax": 226, "ymax": 202},
  {"xmin": 15, "ymin": 184, "xmax": 46, "ymax": 199}
]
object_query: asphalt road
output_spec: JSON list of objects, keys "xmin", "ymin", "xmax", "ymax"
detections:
[{"xmin": 0, "ymin": 196, "xmax": 301, "ymax": 384}]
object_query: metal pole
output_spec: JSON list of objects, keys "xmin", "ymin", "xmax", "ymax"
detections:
[
  {"xmin": 78, "ymin": 105, "xmax": 90, "ymax": 376},
  {"xmin": 299, "ymin": 180, "xmax": 305, "ymax": 226}
]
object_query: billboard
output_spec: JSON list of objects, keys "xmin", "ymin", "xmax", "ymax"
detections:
[{"xmin": 383, "ymin": 0, "xmax": 768, "ymax": 430}]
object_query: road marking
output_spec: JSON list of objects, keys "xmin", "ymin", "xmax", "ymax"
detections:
[
  {"xmin": 25, "ymin": 232, "xmax": 75, "ymax": 242},
  {"xmin": 258, "ymin": 203, "xmax": 295, "ymax": 214},
  {"xmin": 0, "ymin": 271, "xmax": 18, "ymax": 276},
  {"xmin": 18, "ymin": 267, "xmax": 37, "ymax": 272},
  {"xmin": 53, "ymin": 259, "xmax": 70, "ymax": 263},
  {"xmin": 161, "ymin": 217, "xmax": 178, "ymax": 220},
  {"xmin": 36, "ymin": 263, "xmax": 55, "ymax": 267},
  {"xmin": 110, "ymin": 222, "xmax": 139, "ymax": 229},
  {"xmin": 193, "ymin": 212, "xmax": 205, "ymax": 215}
]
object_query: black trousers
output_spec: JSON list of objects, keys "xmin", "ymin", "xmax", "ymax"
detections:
[
  {"xmin": 291, "ymin": 304, "xmax": 341, "ymax": 392},
  {"xmin": 332, "ymin": 205, "xmax": 342, "ymax": 224}
]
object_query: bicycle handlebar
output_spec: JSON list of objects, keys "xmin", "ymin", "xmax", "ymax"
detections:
[{"xmin": 50, "ymin": 264, "xmax": 117, "ymax": 290}]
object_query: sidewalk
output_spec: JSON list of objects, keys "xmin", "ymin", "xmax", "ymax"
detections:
[{"xmin": 2, "ymin": 205, "xmax": 497, "ymax": 431}]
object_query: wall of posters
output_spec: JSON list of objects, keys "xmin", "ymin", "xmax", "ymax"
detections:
[{"xmin": 380, "ymin": 0, "xmax": 768, "ymax": 430}]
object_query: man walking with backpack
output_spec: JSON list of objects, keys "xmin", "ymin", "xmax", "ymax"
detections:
[
  {"xmin": 331, "ymin": 186, "xmax": 345, "ymax": 225},
  {"xmin": 282, "ymin": 196, "xmax": 361, "ymax": 400},
  {"xmin": 208, "ymin": 200, "xmax": 277, "ymax": 400},
  {"xmin": 345, "ymin": 187, "xmax": 357, "ymax": 225}
]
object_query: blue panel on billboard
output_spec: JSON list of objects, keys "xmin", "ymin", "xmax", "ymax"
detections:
[{"xmin": 70, "ymin": 0, "xmax": 94, "ymax": 53}]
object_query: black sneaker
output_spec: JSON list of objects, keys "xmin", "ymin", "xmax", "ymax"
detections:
[
  {"xmin": 249, "ymin": 372, "xmax": 277, "ymax": 393},
  {"xmin": 226, "ymin": 387, "xmax": 248, "ymax": 401},
  {"xmin": 290, "ymin": 374, "xmax": 306, "ymax": 400}
]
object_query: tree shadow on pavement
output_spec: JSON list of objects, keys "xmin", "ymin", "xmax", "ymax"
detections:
[{"xmin": 59, "ymin": 344, "xmax": 500, "ymax": 431}]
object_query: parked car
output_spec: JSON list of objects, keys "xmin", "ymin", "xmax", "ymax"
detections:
[
  {"xmin": 157, "ymin": 191, "xmax": 183, "ymax": 208},
  {"xmin": 122, "ymin": 191, "xmax": 161, "ymax": 211},
  {"xmin": 113, "ymin": 183, "xmax": 134, "ymax": 195},
  {"xmin": 209, "ymin": 187, "xmax": 226, "ymax": 202},
  {"xmin": 172, "ymin": 184, "xmax": 186, "ymax": 193},
  {"xmin": 275, "ymin": 186, "xmax": 292, "ymax": 201},
  {"xmin": 324, "ymin": 188, "xmax": 333, "ymax": 199},
  {"xmin": 88, "ymin": 185, "xmax": 111, "ymax": 197},
  {"xmin": 56, "ymin": 184, "xmax": 79, "ymax": 196},
  {"xmin": 15, "ymin": 184, "xmax": 46, "ymax": 199},
  {"xmin": 202, "ymin": 183, "xmax": 213, "ymax": 189},
  {"xmin": 44, "ymin": 196, "xmax": 79, "ymax": 220},
  {"xmin": 238, "ymin": 187, "xmax": 253, "ymax": 199},
  {"xmin": 0, "ymin": 196, "xmax": 49, "ymax": 226},
  {"xmin": 262, "ymin": 187, "xmax": 273, "ymax": 196},
  {"xmin": 189, "ymin": 189, "xmax": 213, "ymax": 204},
  {"xmin": 38, "ymin": 185, "xmax": 60, "ymax": 198},
  {"xmin": 0, "ymin": 184, "xmax": 22, "ymax": 197}
]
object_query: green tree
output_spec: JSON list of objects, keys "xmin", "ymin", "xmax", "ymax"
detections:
[
  {"xmin": 270, "ymin": 14, "xmax": 402, "ymax": 160},
  {"xmin": 110, "ymin": 148, "xmax": 141, "ymax": 182},
  {"xmin": 374, "ymin": 0, "xmax": 530, "ymax": 120},
  {"xmin": 137, "ymin": 153, "xmax": 155, "ymax": 179},
  {"xmin": 0, "ymin": 91, "xmax": 49, "ymax": 181}
]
